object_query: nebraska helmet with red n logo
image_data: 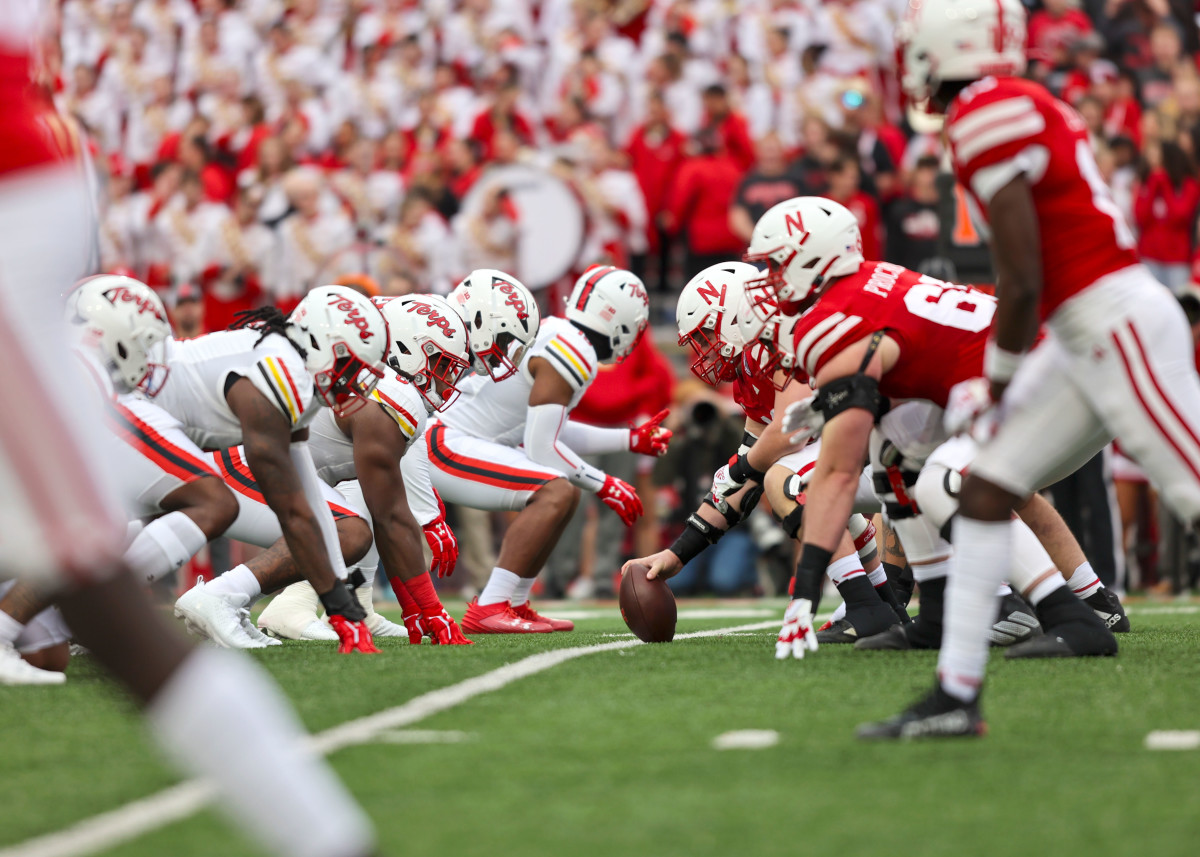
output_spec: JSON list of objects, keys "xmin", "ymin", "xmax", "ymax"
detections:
[
  {"xmin": 288, "ymin": 285, "xmax": 389, "ymax": 416},
  {"xmin": 375, "ymin": 294, "xmax": 472, "ymax": 413},
  {"xmin": 565, "ymin": 265, "xmax": 649, "ymax": 364},
  {"xmin": 66, "ymin": 274, "xmax": 172, "ymax": 395},
  {"xmin": 743, "ymin": 197, "xmax": 863, "ymax": 318},
  {"xmin": 676, "ymin": 262, "xmax": 758, "ymax": 386},
  {"xmin": 449, "ymin": 268, "xmax": 540, "ymax": 381}
]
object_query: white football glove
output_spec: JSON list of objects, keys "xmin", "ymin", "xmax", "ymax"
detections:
[
  {"xmin": 709, "ymin": 456, "xmax": 744, "ymax": 509},
  {"xmin": 782, "ymin": 395, "xmax": 825, "ymax": 446},
  {"xmin": 775, "ymin": 598, "xmax": 819, "ymax": 660},
  {"xmin": 944, "ymin": 377, "xmax": 999, "ymax": 442}
]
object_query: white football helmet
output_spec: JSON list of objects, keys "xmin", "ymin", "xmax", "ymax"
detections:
[
  {"xmin": 676, "ymin": 262, "xmax": 758, "ymax": 386},
  {"xmin": 897, "ymin": 0, "xmax": 1027, "ymax": 104},
  {"xmin": 66, "ymin": 274, "xmax": 172, "ymax": 395},
  {"xmin": 743, "ymin": 197, "xmax": 864, "ymax": 317},
  {"xmin": 288, "ymin": 286, "xmax": 389, "ymax": 416},
  {"xmin": 734, "ymin": 301, "xmax": 801, "ymax": 389},
  {"xmin": 565, "ymin": 265, "xmax": 649, "ymax": 364},
  {"xmin": 374, "ymin": 294, "xmax": 472, "ymax": 413},
  {"xmin": 449, "ymin": 269, "xmax": 540, "ymax": 381}
]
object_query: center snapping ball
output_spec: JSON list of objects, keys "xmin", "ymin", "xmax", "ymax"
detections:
[{"xmin": 619, "ymin": 563, "xmax": 677, "ymax": 643}]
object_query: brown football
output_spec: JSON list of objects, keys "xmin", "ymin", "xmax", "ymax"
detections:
[{"xmin": 619, "ymin": 563, "xmax": 677, "ymax": 643}]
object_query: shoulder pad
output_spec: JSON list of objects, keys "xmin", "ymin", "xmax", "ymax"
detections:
[
  {"xmin": 367, "ymin": 373, "xmax": 424, "ymax": 441},
  {"xmin": 250, "ymin": 350, "xmax": 313, "ymax": 427}
]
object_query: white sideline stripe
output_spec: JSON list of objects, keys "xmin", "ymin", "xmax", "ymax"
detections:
[
  {"xmin": 374, "ymin": 730, "xmax": 475, "ymax": 745},
  {"xmin": 712, "ymin": 729, "xmax": 780, "ymax": 750},
  {"xmin": 532, "ymin": 607, "xmax": 779, "ymax": 621},
  {"xmin": 1126, "ymin": 605, "xmax": 1199, "ymax": 615},
  {"xmin": 0, "ymin": 620, "xmax": 779, "ymax": 857},
  {"xmin": 1144, "ymin": 730, "xmax": 1200, "ymax": 750}
]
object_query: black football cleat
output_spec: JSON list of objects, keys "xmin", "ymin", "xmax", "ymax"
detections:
[
  {"xmin": 1004, "ymin": 622, "xmax": 1119, "ymax": 659},
  {"xmin": 855, "ymin": 617, "xmax": 941, "ymax": 650},
  {"xmin": 857, "ymin": 686, "xmax": 987, "ymax": 740},
  {"xmin": 988, "ymin": 592, "xmax": 1042, "ymax": 646},
  {"xmin": 817, "ymin": 617, "xmax": 899, "ymax": 644},
  {"xmin": 1083, "ymin": 587, "xmax": 1130, "ymax": 633}
]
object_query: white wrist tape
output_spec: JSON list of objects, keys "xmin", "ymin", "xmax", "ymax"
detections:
[{"xmin": 984, "ymin": 341, "xmax": 1024, "ymax": 384}]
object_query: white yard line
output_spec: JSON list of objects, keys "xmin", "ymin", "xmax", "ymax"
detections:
[{"xmin": 0, "ymin": 620, "xmax": 779, "ymax": 857}]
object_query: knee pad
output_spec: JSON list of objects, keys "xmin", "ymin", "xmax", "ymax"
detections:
[
  {"xmin": 781, "ymin": 505, "xmax": 805, "ymax": 540},
  {"xmin": 913, "ymin": 464, "xmax": 962, "ymax": 533},
  {"xmin": 888, "ymin": 514, "xmax": 951, "ymax": 566}
]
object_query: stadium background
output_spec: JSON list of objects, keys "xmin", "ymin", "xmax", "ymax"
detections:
[{"xmin": 48, "ymin": 0, "xmax": 1200, "ymax": 599}]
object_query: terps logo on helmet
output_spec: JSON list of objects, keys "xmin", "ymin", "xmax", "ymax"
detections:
[
  {"xmin": 496, "ymin": 282, "xmax": 529, "ymax": 321},
  {"xmin": 104, "ymin": 286, "xmax": 166, "ymax": 322},
  {"xmin": 326, "ymin": 294, "xmax": 376, "ymax": 342},
  {"xmin": 406, "ymin": 300, "xmax": 458, "ymax": 339}
]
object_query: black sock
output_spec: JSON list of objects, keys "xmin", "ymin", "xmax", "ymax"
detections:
[
  {"xmin": 873, "ymin": 578, "xmax": 911, "ymax": 623},
  {"xmin": 837, "ymin": 576, "xmax": 897, "ymax": 635},
  {"xmin": 907, "ymin": 575, "xmax": 945, "ymax": 646},
  {"xmin": 1034, "ymin": 585, "xmax": 1103, "ymax": 631},
  {"xmin": 883, "ymin": 562, "xmax": 915, "ymax": 607}
]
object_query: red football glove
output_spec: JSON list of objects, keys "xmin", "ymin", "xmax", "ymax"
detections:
[
  {"xmin": 423, "ymin": 489, "xmax": 458, "ymax": 578},
  {"xmin": 328, "ymin": 614, "xmax": 381, "ymax": 654},
  {"xmin": 598, "ymin": 474, "xmax": 643, "ymax": 526},
  {"xmin": 421, "ymin": 607, "xmax": 474, "ymax": 645},
  {"xmin": 629, "ymin": 409, "xmax": 672, "ymax": 456}
]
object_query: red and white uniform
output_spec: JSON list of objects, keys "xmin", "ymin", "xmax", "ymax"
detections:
[
  {"xmin": 402, "ymin": 317, "xmax": 624, "ymax": 513},
  {"xmin": 948, "ymin": 77, "xmax": 1200, "ymax": 518},
  {"xmin": 792, "ymin": 261, "xmax": 993, "ymax": 408},
  {"xmin": 0, "ymin": 7, "xmax": 126, "ymax": 583}
]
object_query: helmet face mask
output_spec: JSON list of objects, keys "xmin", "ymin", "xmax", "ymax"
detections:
[
  {"xmin": 314, "ymin": 341, "xmax": 385, "ymax": 418},
  {"xmin": 291, "ymin": 287, "xmax": 390, "ymax": 418},
  {"xmin": 675, "ymin": 261, "xmax": 759, "ymax": 387},
  {"xmin": 376, "ymin": 294, "xmax": 473, "ymax": 414}
]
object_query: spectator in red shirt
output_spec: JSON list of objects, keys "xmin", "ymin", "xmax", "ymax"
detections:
[
  {"xmin": 1134, "ymin": 140, "xmax": 1200, "ymax": 292},
  {"xmin": 470, "ymin": 80, "xmax": 536, "ymax": 160},
  {"xmin": 626, "ymin": 92, "xmax": 687, "ymax": 288},
  {"xmin": 664, "ymin": 131, "xmax": 745, "ymax": 280},
  {"xmin": 701, "ymin": 84, "xmax": 756, "ymax": 172},
  {"xmin": 828, "ymin": 155, "xmax": 882, "ymax": 261},
  {"xmin": 1027, "ymin": 0, "xmax": 1094, "ymax": 67}
]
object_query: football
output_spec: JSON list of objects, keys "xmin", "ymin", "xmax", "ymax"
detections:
[{"xmin": 619, "ymin": 563, "xmax": 677, "ymax": 643}]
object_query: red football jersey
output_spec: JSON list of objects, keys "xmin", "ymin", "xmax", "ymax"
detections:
[
  {"xmin": 946, "ymin": 76, "xmax": 1139, "ymax": 321},
  {"xmin": 732, "ymin": 365, "xmax": 775, "ymax": 426},
  {"xmin": 791, "ymin": 261, "xmax": 992, "ymax": 407}
]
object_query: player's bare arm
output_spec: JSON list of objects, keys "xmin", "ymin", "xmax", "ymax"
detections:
[
  {"xmin": 342, "ymin": 404, "xmax": 426, "ymax": 583},
  {"xmin": 986, "ymin": 175, "xmax": 1043, "ymax": 398},
  {"xmin": 227, "ymin": 378, "xmax": 340, "ymax": 595}
]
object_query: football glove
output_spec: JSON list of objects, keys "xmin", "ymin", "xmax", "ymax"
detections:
[
  {"xmin": 781, "ymin": 395, "xmax": 824, "ymax": 446},
  {"xmin": 423, "ymin": 491, "xmax": 459, "ymax": 578},
  {"xmin": 775, "ymin": 598, "xmax": 819, "ymax": 660},
  {"xmin": 629, "ymin": 409, "xmax": 673, "ymax": 456},
  {"xmin": 598, "ymin": 474, "xmax": 643, "ymax": 526}
]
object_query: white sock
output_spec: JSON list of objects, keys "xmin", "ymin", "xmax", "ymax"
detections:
[
  {"xmin": 1026, "ymin": 571, "xmax": 1067, "ymax": 606},
  {"xmin": 205, "ymin": 565, "xmax": 263, "ymax": 606},
  {"xmin": 126, "ymin": 512, "xmax": 207, "ymax": 583},
  {"xmin": 937, "ymin": 518, "xmax": 1012, "ymax": 703},
  {"xmin": 0, "ymin": 611, "xmax": 22, "ymax": 646},
  {"xmin": 866, "ymin": 565, "xmax": 887, "ymax": 588},
  {"xmin": 1069, "ymin": 561, "xmax": 1102, "ymax": 596},
  {"xmin": 478, "ymin": 567, "xmax": 521, "ymax": 606},
  {"xmin": 512, "ymin": 577, "xmax": 536, "ymax": 607},
  {"xmin": 146, "ymin": 649, "xmax": 375, "ymax": 857},
  {"xmin": 827, "ymin": 555, "xmax": 866, "ymax": 585},
  {"xmin": 912, "ymin": 557, "xmax": 951, "ymax": 582},
  {"xmin": 996, "ymin": 583, "xmax": 1012, "ymax": 596},
  {"xmin": 829, "ymin": 601, "xmax": 847, "ymax": 623}
]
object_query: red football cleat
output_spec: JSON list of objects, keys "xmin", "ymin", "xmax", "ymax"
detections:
[
  {"xmin": 461, "ymin": 598, "xmax": 552, "ymax": 634},
  {"xmin": 512, "ymin": 602, "xmax": 575, "ymax": 632},
  {"xmin": 402, "ymin": 612, "xmax": 425, "ymax": 645},
  {"xmin": 817, "ymin": 619, "xmax": 833, "ymax": 632}
]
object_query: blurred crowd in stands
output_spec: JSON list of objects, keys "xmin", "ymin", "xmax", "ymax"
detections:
[{"xmin": 42, "ymin": 0, "xmax": 1200, "ymax": 596}]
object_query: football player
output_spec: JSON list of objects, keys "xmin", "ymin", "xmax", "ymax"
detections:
[
  {"xmin": 623, "ymin": 262, "xmax": 905, "ymax": 648},
  {"xmin": 160, "ymin": 285, "xmax": 392, "ymax": 653},
  {"xmin": 0, "ymin": 8, "xmax": 374, "ymax": 847},
  {"xmin": 402, "ymin": 265, "xmax": 665, "ymax": 633},
  {"xmin": 199, "ymin": 294, "xmax": 475, "ymax": 646},
  {"xmin": 854, "ymin": 0, "xmax": 1200, "ymax": 738}
]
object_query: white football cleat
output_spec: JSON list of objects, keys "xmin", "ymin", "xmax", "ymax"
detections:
[
  {"xmin": 365, "ymin": 612, "xmax": 407, "ymax": 637},
  {"xmin": 175, "ymin": 582, "xmax": 267, "ymax": 649},
  {"xmin": 0, "ymin": 641, "xmax": 66, "ymax": 685},
  {"xmin": 238, "ymin": 609, "xmax": 282, "ymax": 646},
  {"xmin": 295, "ymin": 619, "xmax": 339, "ymax": 641}
]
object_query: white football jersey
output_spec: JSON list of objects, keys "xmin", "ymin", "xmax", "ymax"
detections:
[
  {"xmin": 440, "ymin": 316, "xmax": 598, "ymax": 446},
  {"xmin": 152, "ymin": 330, "xmax": 318, "ymax": 450},
  {"xmin": 308, "ymin": 369, "xmax": 427, "ymax": 486}
]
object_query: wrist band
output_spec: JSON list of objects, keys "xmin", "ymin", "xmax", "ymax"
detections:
[
  {"xmin": 729, "ymin": 453, "xmax": 766, "ymax": 484},
  {"xmin": 793, "ymin": 544, "xmax": 833, "ymax": 604},
  {"xmin": 984, "ymin": 341, "xmax": 1024, "ymax": 384},
  {"xmin": 669, "ymin": 513, "xmax": 724, "ymax": 564}
]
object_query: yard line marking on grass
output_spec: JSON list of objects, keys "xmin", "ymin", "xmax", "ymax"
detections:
[
  {"xmin": 0, "ymin": 620, "xmax": 780, "ymax": 857},
  {"xmin": 712, "ymin": 730, "xmax": 780, "ymax": 750},
  {"xmin": 375, "ymin": 730, "xmax": 475, "ymax": 745},
  {"xmin": 1144, "ymin": 730, "xmax": 1200, "ymax": 750},
  {"xmin": 529, "ymin": 607, "xmax": 778, "ymax": 621},
  {"xmin": 1126, "ymin": 606, "xmax": 1199, "ymax": 615}
]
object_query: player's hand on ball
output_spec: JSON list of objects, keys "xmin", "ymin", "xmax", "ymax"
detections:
[
  {"xmin": 782, "ymin": 395, "xmax": 824, "ymax": 445},
  {"xmin": 776, "ymin": 598, "xmax": 818, "ymax": 660},
  {"xmin": 623, "ymin": 550, "xmax": 682, "ymax": 582}
]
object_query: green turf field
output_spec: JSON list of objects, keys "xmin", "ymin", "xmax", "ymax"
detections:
[{"xmin": 2, "ymin": 600, "xmax": 1199, "ymax": 857}]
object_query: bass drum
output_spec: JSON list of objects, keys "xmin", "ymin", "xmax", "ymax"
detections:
[{"xmin": 458, "ymin": 164, "xmax": 586, "ymax": 291}]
